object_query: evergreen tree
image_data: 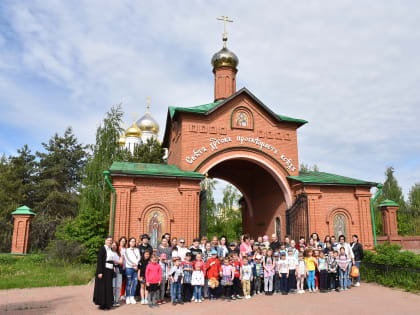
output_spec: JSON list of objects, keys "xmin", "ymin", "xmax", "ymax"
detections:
[
  {"xmin": 0, "ymin": 146, "xmax": 37, "ymax": 252},
  {"xmin": 30, "ymin": 128, "xmax": 87, "ymax": 250}
]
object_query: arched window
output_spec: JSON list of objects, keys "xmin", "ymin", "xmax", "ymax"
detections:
[
  {"xmin": 333, "ymin": 214, "xmax": 347, "ymax": 239},
  {"xmin": 275, "ymin": 217, "xmax": 281, "ymax": 239}
]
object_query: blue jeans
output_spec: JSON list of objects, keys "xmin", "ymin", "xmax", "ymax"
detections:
[
  {"xmin": 125, "ymin": 268, "xmax": 138, "ymax": 297},
  {"xmin": 354, "ymin": 261, "xmax": 360, "ymax": 283},
  {"xmin": 339, "ymin": 268, "xmax": 348, "ymax": 289},
  {"xmin": 307, "ymin": 270, "xmax": 315, "ymax": 290},
  {"xmin": 193, "ymin": 285, "xmax": 202, "ymax": 300},
  {"xmin": 347, "ymin": 261, "xmax": 352, "ymax": 287},
  {"xmin": 171, "ymin": 282, "xmax": 181, "ymax": 302},
  {"xmin": 280, "ymin": 273, "xmax": 288, "ymax": 292}
]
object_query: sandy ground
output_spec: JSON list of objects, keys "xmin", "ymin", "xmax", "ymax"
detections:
[{"xmin": 1, "ymin": 282, "xmax": 419, "ymax": 315}]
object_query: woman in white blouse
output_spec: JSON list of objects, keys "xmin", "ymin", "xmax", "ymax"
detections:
[{"xmin": 124, "ymin": 238, "xmax": 141, "ymax": 305}]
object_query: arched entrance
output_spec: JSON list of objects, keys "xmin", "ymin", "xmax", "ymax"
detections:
[{"xmin": 195, "ymin": 150, "xmax": 292, "ymax": 239}]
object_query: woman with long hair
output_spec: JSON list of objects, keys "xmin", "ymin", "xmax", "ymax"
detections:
[{"xmin": 118, "ymin": 237, "xmax": 127, "ymax": 302}]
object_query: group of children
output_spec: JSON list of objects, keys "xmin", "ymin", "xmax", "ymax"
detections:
[{"xmin": 110, "ymin": 234, "xmax": 358, "ymax": 308}]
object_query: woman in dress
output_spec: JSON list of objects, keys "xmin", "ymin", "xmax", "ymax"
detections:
[{"xmin": 93, "ymin": 236, "xmax": 115, "ymax": 310}]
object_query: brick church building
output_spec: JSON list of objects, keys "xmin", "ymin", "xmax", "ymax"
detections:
[{"xmin": 107, "ymin": 29, "xmax": 379, "ymax": 250}]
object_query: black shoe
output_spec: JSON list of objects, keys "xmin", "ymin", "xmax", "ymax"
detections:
[
  {"xmin": 231, "ymin": 295, "xmax": 236, "ymax": 300},
  {"xmin": 172, "ymin": 301, "xmax": 177, "ymax": 305},
  {"xmin": 179, "ymin": 301, "xmax": 184, "ymax": 305}
]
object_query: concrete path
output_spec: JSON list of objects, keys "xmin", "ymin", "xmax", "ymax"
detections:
[{"xmin": 1, "ymin": 282, "xmax": 419, "ymax": 315}]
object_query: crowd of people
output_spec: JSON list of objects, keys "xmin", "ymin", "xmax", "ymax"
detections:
[{"xmin": 93, "ymin": 232, "xmax": 364, "ymax": 310}]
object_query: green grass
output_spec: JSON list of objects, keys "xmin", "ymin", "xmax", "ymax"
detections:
[{"xmin": 0, "ymin": 254, "xmax": 95, "ymax": 290}]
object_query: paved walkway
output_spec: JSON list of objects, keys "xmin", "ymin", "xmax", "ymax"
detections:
[{"xmin": 1, "ymin": 282, "xmax": 419, "ymax": 315}]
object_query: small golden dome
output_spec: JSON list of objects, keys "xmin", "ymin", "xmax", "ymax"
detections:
[
  {"xmin": 117, "ymin": 134, "xmax": 126, "ymax": 146},
  {"xmin": 211, "ymin": 47, "xmax": 239, "ymax": 69},
  {"xmin": 136, "ymin": 112, "xmax": 160, "ymax": 134},
  {"xmin": 125, "ymin": 122, "xmax": 142, "ymax": 137}
]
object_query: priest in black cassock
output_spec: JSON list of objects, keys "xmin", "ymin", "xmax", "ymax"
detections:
[{"xmin": 93, "ymin": 236, "xmax": 114, "ymax": 310}]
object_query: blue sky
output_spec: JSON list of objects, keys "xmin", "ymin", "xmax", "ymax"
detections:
[{"xmin": 0, "ymin": 0, "xmax": 419, "ymax": 201}]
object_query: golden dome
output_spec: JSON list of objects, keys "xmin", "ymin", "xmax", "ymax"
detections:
[
  {"xmin": 136, "ymin": 111, "xmax": 160, "ymax": 134},
  {"xmin": 125, "ymin": 122, "xmax": 142, "ymax": 138},
  {"xmin": 211, "ymin": 46, "xmax": 239, "ymax": 69},
  {"xmin": 117, "ymin": 134, "xmax": 126, "ymax": 146}
]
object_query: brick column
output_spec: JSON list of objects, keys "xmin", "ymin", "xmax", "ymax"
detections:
[
  {"xmin": 305, "ymin": 186, "xmax": 322, "ymax": 235},
  {"xmin": 178, "ymin": 183, "xmax": 201, "ymax": 245},
  {"xmin": 354, "ymin": 188, "xmax": 374, "ymax": 249},
  {"xmin": 11, "ymin": 206, "xmax": 36, "ymax": 254},
  {"xmin": 112, "ymin": 184, "xmax": 136, "ymax": 241},
  {"xmin": 379, "ymin": 199, "xmax": 399, "ymax": 236}
]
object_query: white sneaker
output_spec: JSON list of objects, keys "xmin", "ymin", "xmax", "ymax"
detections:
[
  {"xmin": 195, "ymin": 300, "xmax": 198, "ymax": 303},
  {"xmin": 143, "ymin": 299, "xmax": 148, "ymax": 304},
  {"xmin": 192, "ymin": 296, "xmax": 195, "ymax": 301},
  {"xmin": 126, "ymin": 297, "xmax": 131, "ymax": 304},
  {"xmin": 131, "ymin": 297, "xmax": 137, "ymax": 304},
  {"xmin": 140, "ymin": 299, "xmax": 144, "ymax": 305},
  {"xmin": 199, "ymin": 299, "xmax": 202, "ymax": 303},
  {"xmin": 354, "ymin": 282, "xmax": 360, "ymax": 287}
]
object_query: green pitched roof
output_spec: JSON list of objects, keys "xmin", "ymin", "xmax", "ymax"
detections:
[
  {"xmin": 287, "ymin": 170, "xmax": 377, "ymax": 186},
  {"xmin": 11, "ymin": 205, "xmax": 36, "ymax": 216},
  {"xmin": 169, "ymin": 100, "xmax": 223, "ymax": 119},
  {"xmin": 109, "ymin": 161, "xmax": 204, "ymax": 179},
  {"xmin": 378, "ymin": 199, "xmax": 399, "ymax": 207}
]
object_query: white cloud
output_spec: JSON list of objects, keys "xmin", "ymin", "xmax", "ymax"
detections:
[{"xmin": 0, "ymin": 0, "xmax": 419, "ymax": 196}]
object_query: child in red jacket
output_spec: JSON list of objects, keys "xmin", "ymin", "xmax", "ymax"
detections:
[
  {"xmin": 145, "ymin": 255, "xmax": 162, "ymax": 308},
  {"xmin": 206, "ymin": 249, "xmax": 222, "ymax": 300}
]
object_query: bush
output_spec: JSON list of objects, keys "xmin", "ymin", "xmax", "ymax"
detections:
[
  {"xmin": 45, "ymin": 239, "xmax": 87, "ymax": 264},
  {"xmin": 361, "ymin": 243, "xmax": 420, "ymax": 292}
]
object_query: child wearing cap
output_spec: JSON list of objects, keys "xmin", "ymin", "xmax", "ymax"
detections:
[
  {"xmin": 169, "ymin": 257, "xmax": 184, "ymax": 305},
  {"xmin": 287, "ymin": 248, "xmax": 298, "ymax": 293},
  {"xmin": 182, "ymin": 252, "xmax": 194, "ymax": 302},
  {"xmin": 205, "ymin": 249, "xmax": 222, "ymax": 300},
  {"xmin": 158, "ymin": 253, "xmax": 169, "ymax": 304},
  {"xmin": 278, "ymin": 253, "xmax": 289, "ymax": 295},
  {"xmin": 253, "ymin": 254, "xmax": 264, "ymax": 295}
]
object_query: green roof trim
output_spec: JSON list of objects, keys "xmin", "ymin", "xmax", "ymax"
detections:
[
  {"xmin": 11, "ymin": 205, "xmax": 36, "ymax": 216},
  {"xmin": 169, "ymin": 100, "xmax": 223, "ymax": 119},
  {"xmin": 277, "ymin": 114, "xmax": 308, "ymax": 124},
  {"xmin": 287, "ymin": 170, "xmax": 377, "ymax": 186},
  {"xmin": 378, "ymin": 199, "xmax": 400, "ymax": 207},
  {"xmin": 109, "ymin": 161, "xmax": 204, "ymax": 179}
]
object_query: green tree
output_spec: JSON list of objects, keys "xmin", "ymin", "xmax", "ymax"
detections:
[
  {"xmin": 300, "ymin": 163, "xmax": 320, "ymax": 172},
  {"xmin": 58, "ymin": 105, "xmax": 165, "ymax": 262},
  {"xmin": 408, "ymin": 183, "xmax": 420, "ymax": 213},
  {"xmin": 207, "ymin": 183, "xmax": 242, "ymax": 241},
  {"xmin": 30, "ymin": 128, "xmax": 87, "ymax": 250},
  {"xmin": 0, "ymin": 146, "xmax": 37, "ymax": 252}
]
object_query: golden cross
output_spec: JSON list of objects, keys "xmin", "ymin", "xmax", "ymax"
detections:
[
  {"xmin": 146, "ymin": 96, "xmax": 151, "ymax": 112},
  {"xmin": 132, "ymin": 112, "xmax": 137, "ymax": 122},
  {"xmin": 217, "ymin": 16, "xmax": 233, "ymax": 47}
]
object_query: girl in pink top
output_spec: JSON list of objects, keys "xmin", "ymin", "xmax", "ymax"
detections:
[
  {"xmin": 221, "ymin": 258, "xmax": 234, "ymax": 301},
  {"xmin": 145, "ymin": 255, "xmax": 162, "ymax": 307}
]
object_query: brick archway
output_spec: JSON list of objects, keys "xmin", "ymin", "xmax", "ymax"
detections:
[{"xmin": 195, "ymin": 148, "xmax": 293, "ymax": 238}]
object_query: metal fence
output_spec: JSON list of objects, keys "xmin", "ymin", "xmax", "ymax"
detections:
[{"xmin": 286, "ymin": 193, "xmax": 309, "ymax": 241}]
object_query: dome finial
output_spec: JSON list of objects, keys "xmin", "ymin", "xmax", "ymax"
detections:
[
  {"xmin": 217, "ymin": 16, "xmax": 233, "ymax": 48},
  {"xmin": 146, "ymin": 96, "xmax": 151, "ymax": 113}
]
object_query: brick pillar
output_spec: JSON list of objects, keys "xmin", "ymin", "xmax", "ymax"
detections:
[
  {"xmin": 178, "ymin": 182, "xmax": 201, "ymax": 245},
  {"xmin": 11, "ymin": 206, "xmax": 36, "ymax": 254},
  {"xmin": 213, "ymin": 66, "xmax": 237, "ymax": 101},
  {"xmin": 354, "ymin": 188, "xmax": 374, "ymax": 249},
  {"xmin": 305, "ymin": 187, "xmax": 322, "ymax": 236},
  {"xmin": 112, "ymin": 184, "xmax": 136, "ymax": 241},
  {"xmin": 379, "ymin": 199, "xmax": 399, "ymax": 236}
]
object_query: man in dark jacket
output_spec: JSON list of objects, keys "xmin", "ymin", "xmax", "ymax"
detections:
[
  {"xmin": 350, "ymin": 234, "xmax": 363, "ymax": 287},
  {"xmin": 138, "ymin": 234, "xmax": 153, "ymax": 255}
]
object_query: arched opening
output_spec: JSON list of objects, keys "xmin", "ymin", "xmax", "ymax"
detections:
[{"xmin": 202, "ymin": 158, "xmax": 288, "ymax": 239}]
